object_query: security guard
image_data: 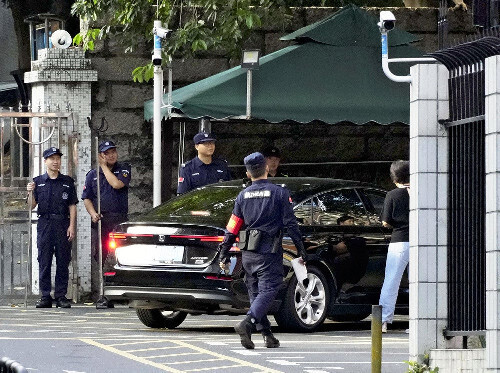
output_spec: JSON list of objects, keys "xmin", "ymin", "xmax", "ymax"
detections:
[
  {"xmin": 27, "ymin": 147, "xmax": 78, "ymax": 308},
  {"xmin": 177, "ymin": 132, "xmax": 231, "ymax": 194},
  {"xmin": 262, "ymin": 146, "xmax": 288, "ymax": 177},
  {"xmin": 82, "ymin": 140, "xmax": 131, "ymax": 308},
  {"xmin": 218, "ymin": 152, "xmax": 307, "ymax": 349}
]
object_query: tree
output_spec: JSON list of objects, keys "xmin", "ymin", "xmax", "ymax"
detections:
[{"xmin": 71, "ymin": 0, "xmax": 294, "ymax": 82}]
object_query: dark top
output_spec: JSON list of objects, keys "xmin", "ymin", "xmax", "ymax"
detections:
[
  {"xmin": 381, "ymin": 186, "xmax": 409, "ymax": 243},
  {"xmin": 33, "ymin": 172, "xmax": 78, "ymax": 216},
  {"xmin": 177, "ymin": 156, "xmax": 231, "ymax": 194},
  {"xmin": 81, "ymin": 162, "xmax": 131, "ymax": 214},
  {"xmin": 219, "ymin": 179, "xmax": 304, "ymax": 260}
]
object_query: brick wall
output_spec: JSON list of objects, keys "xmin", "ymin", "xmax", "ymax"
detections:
[{"xmin": 87, "ymin": 7, "xmax": 475, "ymax": 214}]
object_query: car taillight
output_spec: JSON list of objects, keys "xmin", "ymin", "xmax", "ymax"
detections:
[
  {"xmin": 104, "ymin": 271, "xmax": 116, "ymax": 276},
  {"xmin": 108, "ymin": 232, "xmax": 153, "ymax": 251}
]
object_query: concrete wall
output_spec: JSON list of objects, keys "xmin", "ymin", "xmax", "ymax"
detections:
[
  {"xmin": 86, "ymin": 7, "xmax": 476, "ymax": 215},
  {"xmin": 0, "ymin": 6, "xmax": 18, "ymax": 83}
]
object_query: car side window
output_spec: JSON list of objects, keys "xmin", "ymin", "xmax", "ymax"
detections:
[
  {"xmin": 313, "ymin": 189, "xmax": 370, "ymax": 226},
  {"xmin": 359, "ymin": 189, "xmax": 387, "ymax": 226},
  {"xmin": 294, "ymin": 198, "xmax": 314, "ymax": 225}
]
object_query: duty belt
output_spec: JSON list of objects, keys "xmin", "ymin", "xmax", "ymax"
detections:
[{"xmin": 38, "ymin": 214, "xmax": 69, "ymax": 220}]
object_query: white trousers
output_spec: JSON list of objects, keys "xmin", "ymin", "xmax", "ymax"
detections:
[{"xmin": 379, "ymin": 241, "xmax": 410, "ymax": 323}]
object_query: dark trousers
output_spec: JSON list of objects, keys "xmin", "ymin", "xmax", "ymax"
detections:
[
  {"xmin": 90, "ymin": 213, "xmax": 127, "ymax": 297},
  {"xmin": 37, "ymin": 217, "xmax": 71, "ymax": 299},
  {"xmin": 242, "ymin": 251, "xmax": 283, "ymax": 332}
]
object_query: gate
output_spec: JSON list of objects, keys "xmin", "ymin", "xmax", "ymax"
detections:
[
  {"xmin": 430, "ymin": 35, "xmax": 500, "ymax": 335},
  {"xmin": 0, "ymin": 109, "xmax": 75, "ymax": 304}
]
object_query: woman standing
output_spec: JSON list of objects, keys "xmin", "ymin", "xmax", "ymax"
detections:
[{"xmin": 379, "ymin": 160, "xmax": 410, "ymax": 333}]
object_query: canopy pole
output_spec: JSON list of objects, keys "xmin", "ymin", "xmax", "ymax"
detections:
[{"xmin": 246, "ymin": 69, "xmax": 253, "ymax": 119}]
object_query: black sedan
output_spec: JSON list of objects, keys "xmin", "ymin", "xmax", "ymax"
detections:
[{"xmin": 104, "ymin": 178, "xmax": 408, "ymax": 332}]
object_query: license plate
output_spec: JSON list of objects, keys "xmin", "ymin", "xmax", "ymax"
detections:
[{"xmin": 153, "ymin": 245, "xmax": 184, "ymax": 264}]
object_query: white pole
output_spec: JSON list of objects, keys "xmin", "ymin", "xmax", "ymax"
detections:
[
  {"xmin": 153, "ymin": 20, "xmax": 163, "ymax": 207},
  {"xmin": 246, "ymin": 69, "xmax": 252, "ymax": 119}
]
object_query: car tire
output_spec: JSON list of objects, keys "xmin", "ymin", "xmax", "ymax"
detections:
[
  {"xmin": 136, "ymin": 309, "xmax": 187, "ymax": 329},
  {"xmin": 274, "ymin": 266, "xmax": 330, "ymax": 332}
]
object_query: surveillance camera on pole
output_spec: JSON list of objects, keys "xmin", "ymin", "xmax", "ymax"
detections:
[
  {"xmin": 378, "ymin": 11, "xmax": 435, "ymax": 84},
  {"xmin": 152, "ymin": 20, "xmax": 172, "ymax": 208}
]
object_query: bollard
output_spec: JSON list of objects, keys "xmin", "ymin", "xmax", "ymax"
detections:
[
  {"xmin": 0, "ymin": 357, "xmax": 28, "ymax": 373},
  {"xmin": 371, "ymin": 305, "xmax": 382, "ymax": 373}
]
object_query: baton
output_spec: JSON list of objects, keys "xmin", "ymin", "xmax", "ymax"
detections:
[{"xmin": 95, "ymin": 136, "xmax": 105, "ymax": 303}]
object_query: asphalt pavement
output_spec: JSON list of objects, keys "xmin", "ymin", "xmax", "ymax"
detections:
[{"xmin": 0, "ymin": 304, "xmax": 409, "ymax": 373}]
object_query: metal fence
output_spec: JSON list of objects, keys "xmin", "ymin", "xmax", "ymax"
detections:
[
  {"xmin": 0, "ymin": 109, "xmax": 71, "ymax": 303},
  {"xmin": 430, "ymin": 35, "xmax": 500, "ymax": 335}
]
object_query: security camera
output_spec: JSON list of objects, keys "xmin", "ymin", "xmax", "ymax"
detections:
[
  {"xmin": 378, "ymin": 11, "xmax": 396, "ymax": 32},
  {"xmin": 153, "ymin": 26, "xmax": 172, "ymax": 39}
]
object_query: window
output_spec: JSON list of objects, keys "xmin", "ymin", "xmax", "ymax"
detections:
[
  {"xmin": 312, "ymin": 189, "xmax": 370, "ymax": 226},
  {"xmin": 359, "ymin": 189, "xmax": 387, "ymax": 226}
]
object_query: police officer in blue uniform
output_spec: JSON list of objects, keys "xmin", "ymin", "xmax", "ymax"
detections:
[
  {"xmin": 218, "ymin": 152, "xmax": 307, "ymax": 349},
  {"xmin": 27, "ymin": 147, "xmax": 78, "ymax": 308},
  {"xmin": 82, "ymin": 140, "xmax": 131, "ymax": 308},
  {"xmin": 177, "ymin": 132, "xmax": 231, "ymax": 194}
]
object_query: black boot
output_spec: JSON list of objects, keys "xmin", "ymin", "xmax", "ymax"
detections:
[
  {"xmin": 96, "ymin": 296, "xmax": 114, "ymax": 309},
  {"xmin": 234, "ymin": 315, "xmax": 255, "ymax": 349},
  {"xmin": 35, "ymin": 296, "xmax": 52, "ymax": 308},
  {"xmin": 55, "ymin": 296, "xmax": 71, "ymax": 308},
  {"xmin": 262, "ymin": 330, "xmax": 280, "ymax": 348}
]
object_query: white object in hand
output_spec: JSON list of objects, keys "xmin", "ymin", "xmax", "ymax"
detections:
[{"xmin": 291, "ymin": 258, "xmax": 307, "ymax": 283}]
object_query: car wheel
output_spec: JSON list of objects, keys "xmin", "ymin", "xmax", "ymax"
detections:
[
  {"xmin": 275, "ymin": 266, "xmax": 330, "ymax": 332},
  {"xmin": 136, "ymin": 309, "xmax": 187, "ymax": 329}
]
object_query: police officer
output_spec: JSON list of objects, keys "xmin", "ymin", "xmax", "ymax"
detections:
[
  {"xmin": 262, "ymin": 146, "xmax": 288, "ymax": 177},
  {"xmin": 27, "ymin": 147, "xmax": 78, "ymax": 308},
  {"xmin": 82, "ymin": 140, "xmax": 131, "ymax": 308},
  {"xmin": 177, "ymin": 132, "xmax": 231, "ymax": 194},
  {"xmin": 218, "ymin": 152, "xmax": 307, "ymax": 349}
]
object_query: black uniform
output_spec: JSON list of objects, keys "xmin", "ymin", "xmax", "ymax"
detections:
[
  {"xmin": 81, "ymin": 162, "xmax": 131, "ymax": 264},
  {"xmin": 33, "ymin": 172, "xmax": 78, "ymax": 299},
  {"xmin": 177, "ymin": 157, "xmax": 231, "ymax": 194},
  {"xmin": 219, "ymin": 179, "xmax": 305, "ymax": 331}
]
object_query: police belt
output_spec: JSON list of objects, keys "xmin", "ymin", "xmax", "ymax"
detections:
[
  {"xmin": 238, "ymin": 229, "xmax": 283, "ymax": 253},
  {"xmin": 38, "ymin": 214, "xmax": 69, "ymax": 220}
]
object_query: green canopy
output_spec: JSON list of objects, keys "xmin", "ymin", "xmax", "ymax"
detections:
[{"xmin": 144, "ymin": 4, "xmax": 422, "ymax": 124}]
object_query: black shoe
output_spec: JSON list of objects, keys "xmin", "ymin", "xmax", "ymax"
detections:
[
  {"xmin": 262, "ymin": 331, "xmax": 280, "ymax": 348},
  {"xmin": 56, "ymin": 297, "xmax": 71, "ymax": 308},
  {"xmin": 96, "ymin": 297, "xmax": 114, "ymax": 309},
  {"xmin": 234, "ymin": 316, "xmax": 255, "ymax": 349},
  {"xmin": 35, "ymin": 297, "xmax": 52, "ymax": 308}
]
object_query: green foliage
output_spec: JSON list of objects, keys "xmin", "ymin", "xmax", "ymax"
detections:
[
  {"xmin": 73, "ymin": 28, "xmax": 100, "ymax": 50},
  {"xmin": 405, "ymin": 355, "xmax": 439, "ymax": 373},
  {"xmin": 71, "ymin": 0, "xmax": 293, "ymax": 82}
]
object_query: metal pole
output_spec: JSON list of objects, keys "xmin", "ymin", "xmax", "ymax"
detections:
[
  {"xmin": 25, "ymin": 140, "xmax": 33, "ymax": 309},
  {"xmin": 371, "ymin": 305, "xmax": 382, "ymax": 373},
  {"xmin": 95, "ymin": 137, "xmax": 104, "ymax": 302},
  {"xmin": 153, "ymin": 20, "xmax": 163, "ymax": 208},
  {"xmin": 246, "ymin": 69, "xmax": 252, "ymax": 119}
]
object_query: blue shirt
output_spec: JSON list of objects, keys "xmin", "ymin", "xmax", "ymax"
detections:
[
  {"xmin": 81, "ymin": 162, "xmax": 131, "ymax": 214},
  {"xmin": 177, "ymin": 157, "xmax": 231, "ymax": 194},
  {"xmin": 33, "ymin": 173, "xmax": 78, "ymax": 216},
  {"xmin": 230, "ymin": 179, "xmax": 303, "ymax": 253}
]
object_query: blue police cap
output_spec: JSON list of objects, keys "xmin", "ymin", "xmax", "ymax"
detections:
[
  {"xmin": 98, "ymin": 140, "xmax": 117, "ymax": 153},
  {"xmin": 43, "ymin": 147, "xmax": 63, "ymax": 159},
  {"xmin": 244, "ymin": 152, "xmax": 266, "ymax": 171},
  {"xmin": 193, "ymin": 132, "xmax": 216, "ymax": 144}
]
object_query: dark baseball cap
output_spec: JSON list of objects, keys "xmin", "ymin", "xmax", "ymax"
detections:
[
  {"xmin": 98, "ymin": 140, "xmax": 117, "ymax": 153},
  {"xmin": 43, "ymin": 147, "xmax": 63, "ymax": 159},
  {"xmin": 262, "ymin": 146, "xmax": 281, "ymax": 158},
  {"xmin": 244, "ymin": 152, "xmax": 266, "ymax": 171},
  {"xmin": 193, "ymin": 132, "xmax": 216, "ymax": 144}
]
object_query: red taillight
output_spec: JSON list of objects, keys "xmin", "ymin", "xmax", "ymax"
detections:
[
  {"xmin": 204, "ymin": 275, "xmax": 233, "ymax": 281},
  {"xmin": 170, "ymin": 235, "xmax": 225, "ymax": 242},
  {"xmin": 104, "ymin": 271, "xmax": 116, "ymax": 276},
  {"xmin": 108, "ymin": 232, "xmax": 154, "ymax": 251}
]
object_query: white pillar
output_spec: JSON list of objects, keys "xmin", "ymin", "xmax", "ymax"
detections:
[
  {"xmin": 484, "ymin": 54, "xmax": 500, "ymax": 373},
  {"xmin": 25, "ymin": 48, "xmax": 98, "ymax": 299},
  {"xmin": 409, "ymin": 62, "xmax": 449, "ymax": 360}
]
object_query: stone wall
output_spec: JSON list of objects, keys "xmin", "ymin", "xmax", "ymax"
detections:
[{"xmin": 87, "ymin": 7, "xmax": 475, "ymax": 215}]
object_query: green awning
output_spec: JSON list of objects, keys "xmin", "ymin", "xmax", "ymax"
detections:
[{"xmin": 144, "ymin": 4, "xmax": 423, "ymax": 124}]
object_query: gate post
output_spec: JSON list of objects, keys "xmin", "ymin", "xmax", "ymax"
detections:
[
  {"xmin": 484, "ymin": 54, "xmax": 500, "ymax": 372},
  {"xmin": 408, "ymin": 62, "xmax": 450, "ymax": 361},
  {"xmin": 24, "ymin": 48, "xmax": 98, "ymax": 299}
]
